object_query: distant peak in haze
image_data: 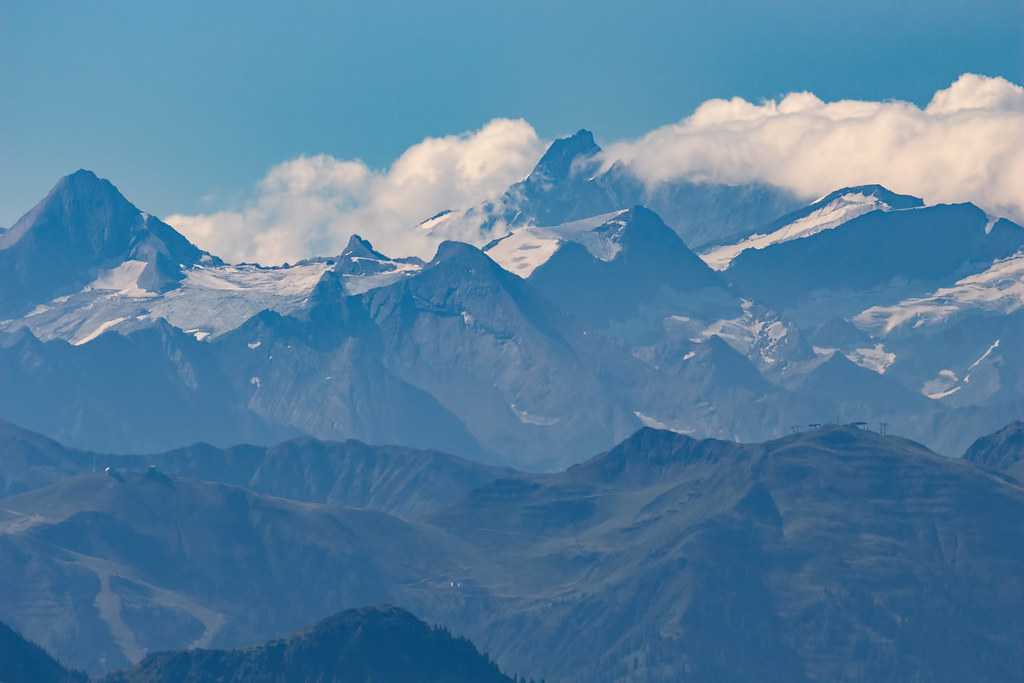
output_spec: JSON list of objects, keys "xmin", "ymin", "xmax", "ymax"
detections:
[
  {"xmin": 0, "ymin": 169, "xmax": 131, "ymax": 249},
  {"xmin": 0, "ymin": 169, "xmax": 216, "ymax": 316},
  {"xmin": 340, "ymin": 234, "xmax": 388, "ymax": 260},
  {"xmin": 430, "ymin": 239, "xmax": 496, "ymax": 268},
  {"xmin": 528, "ymin": 129, "xmax": 601, "ymax": 184},
  {"xmin": 814, "ymin": 185, "xmax": 924, "ymax": 210}
]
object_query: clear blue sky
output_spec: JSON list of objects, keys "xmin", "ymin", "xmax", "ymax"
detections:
[{"xmin": 1, "ymin": 0, "xmax": 1021, "ymax": 227}]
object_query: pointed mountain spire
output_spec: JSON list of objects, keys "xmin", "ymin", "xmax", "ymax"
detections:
[
  {"xmin": 526, "ymin": 129, "xmax": 601, "ymax": 185},
  {"xmin": 0, "ymin": 170, "xmax": 215, "ymax": 316},
  {"xmin": 339, "ymin": 234, "xmax": 388, "ymax": 261}
]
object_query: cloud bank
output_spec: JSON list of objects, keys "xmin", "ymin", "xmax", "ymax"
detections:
[
  {"xmin": 167, "ymin": 74, "xmax": 1024, "ymax": 265},
  {"xmin": 167, "ymin": 119, "xmax": 546, "ymax": 265},
  {"xmin": 603, "ymin": 73, "xmax": 1024, "ymax": 222}
]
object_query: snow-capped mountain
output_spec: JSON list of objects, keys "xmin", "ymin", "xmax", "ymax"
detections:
[
  {"xmin": 0, "ymin": 170, "xmax": 217, "ymax": 318},
  {"xmin": 1, "ymin": 132, "xmax": 1021, "ymax": 465},
  {"xmin": 484, "ymin": 206, "xmax": 808, "ymax": 371},
  {"xmin": 854, "ymin": 248, "xmax": 1024, "ymax": 334},
  {"xmin": 420, "ymin": 129, "xmax": 803, "ymax": 250},
  {"xmin": 696, "ymin": 182, "xmax": 1023, "ymax": 420},
  {"xmin": 491, "ymin": 206, "xmax": 720, "ymax": 333},
  {"xmin": 725, "ymin": 202, "xmax": 1024, "ymax": 325},
  {"xmin": 6, "ymin": 424, "xmax": 1024, "ymax": 680},
  {"xmin": 700, "ymin": 185, "xmax": 925, "ymax": 271}
]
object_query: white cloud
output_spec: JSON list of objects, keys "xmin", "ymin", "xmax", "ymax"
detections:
[
  {"xmin": 601, "ymin": 74, "xmax": 1024, "ymax": 224},
  {"xmin": 167, "ymin": 74, "xmax": 1024, "ymax": 266},
  {"xmin": 166, "ymin": 118, "xmax": 546, "ymax": 265}
]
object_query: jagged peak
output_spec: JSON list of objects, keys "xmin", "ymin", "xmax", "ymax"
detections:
[
  {"xmin": 340, "ymin": 234, "xmax": 388, "ymax": 260},
  {"xmin": 59, "ymin": 168, "xmax": 112, "ymax": 189},
  {"xmin": 526, "ymin": 129, "xmax": 601, "ymax": 184},
  {"xmin": 0, "ymin": 169, "xmax": 135, "ymax": 249},
  {"xmin": 429, "ymin": 239, "xmax": 495, "ymax": 266},
  {"xmin": 47, "ymin": 169, "xmax": 118, "ymax": 199},
  {"xmin": 813, "ymin": 184, "xmax": 924, "ymax": 210},
  {"xmin": 0, "ymin": 170, "xmax": 217, "ymax": 315}
]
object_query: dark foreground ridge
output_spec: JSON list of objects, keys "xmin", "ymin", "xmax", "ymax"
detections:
[
  {"xmin": 100, "ymin": 605, "xmax": 513, "ymax": 683},
  {"xmin": 1, "ymin": 420, "xmax": 1023, "ymax": 681},
  {"xmin": 0, "ymin": 619, "xmax": 86, "ymax": 683}
]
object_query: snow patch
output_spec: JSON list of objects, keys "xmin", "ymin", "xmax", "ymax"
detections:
[
  {"xmin": 919, "ymin": 343, "xmax": 999, "ymax": 399},
  {"xmin": 633, "ymin": 411, "xmax": 693, "ymax": 434},
  {"xmin": 484, "ymin": 232, "xmax": 562, "ymax": 278},
  {"xmin": 844, "ymin": 344, "xmax": 895, "ymax": 374},
  {"xmin": 510, "ymin": 404, "xmax": 559, "ymax": 426},
  {"xmin": 692, "ymin": 299, "xmax": 792, "ymax": 368},
  {"xmin": 854, "ymin": 252, "xmax": 1024, "ymax": 333},
  {"xmin": 926, "ymin": 385, "xmax": 962, "ymax": 399},
  {"xmin": 73, "ymin": 317, "xmax": 128, "ymax": 346},
  {"xmin": 701, "ymin": 192, "xmax": 890, "ymax": 271},
  {"xmin": 485, "ymin": 210, "xmax": 628, "ymax": 277},
  {"xmin": 922, "ymin": 369, "xmax": 961, "ymax": 399},
  {"xmin": 2, "ymin": 261, "xmax": 333, "ymax": 344},
  {"xmin": 88, "ymin": 261, "xmax": 154, "ymax": 298},
  {"xmin": 417, "ymin": 210, "xmax": 454, "ymax": 231},
  {"xmin": 341, "ymin": 261, "xmax": 421, "ymax": 295},
  {"xmin": 965, "ymin": 340, "xmax": 1000, "ymax": 377}
]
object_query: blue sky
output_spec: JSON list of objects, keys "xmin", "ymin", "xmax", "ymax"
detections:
[{"xmin": 1, "ymin": 0, "xmax": 1021, "ymax": 232}]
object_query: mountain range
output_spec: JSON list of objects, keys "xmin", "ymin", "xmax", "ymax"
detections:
[
  {"xmin": 1, "ymin": 420, "xmax": 1021, "ymax": 681},
  {"xmin": 1, "ymin": 131, "xmax": 1020, "ymax": 466},
  {"xmin": 0, "ymin": 606, "xmax": 513, "ymax": 683},
  {"xmin": 99, "ymin": 605, "xmax": 514, "ymax": 683}
]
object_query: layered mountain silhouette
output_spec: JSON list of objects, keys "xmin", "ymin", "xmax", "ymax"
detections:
[
  {"xmin": 727, "ymin": 201, "xmax": 1024, "ymax": 324},
  {"xmin": 0, "ymin": 131, "xmax": 1021, "ymax": 463},
  {"xmin": 0, "ymin": 170, "xmax": 216, "ymax": 317},
  {"xmin": 522, "ymin": 206, "xmax": 725, "ymax": 337},
  {"xmin": 100, "ymin": 605, "xmax": 512, "ymax": 683},
  {"xmin": 2, "ymin": 421, "xmax": 1022, "ymax": 681},
  {"xmin": 0, "ymin": 467, "xmax": 464, "ymax": 674},
  {"xmin": 494, "ymin": 129, "xmax": 803, "ymax": 248},
  {"xmin": 0, "ymin": 419, "xmax": 517, "ymax": 517}
]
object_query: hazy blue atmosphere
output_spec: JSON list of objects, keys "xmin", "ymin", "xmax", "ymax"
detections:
[
  {"xmin": 2, "ymin": 3, "xmax": 1024, "ymax": 681},
  {"xmin": 2, "ymin": 0, "xmax": 1021, "ymax": 228}
]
